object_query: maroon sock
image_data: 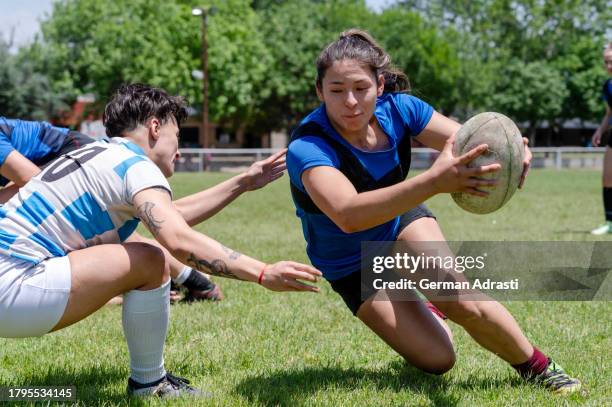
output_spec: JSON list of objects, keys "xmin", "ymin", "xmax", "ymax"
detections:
[
  {"xmin": 512, "ymin": 346, "xmax": 549, "ymax": 379},
  {"xmin": 425, "ymin": 301, "xmax": 447, "ymax": 320}
]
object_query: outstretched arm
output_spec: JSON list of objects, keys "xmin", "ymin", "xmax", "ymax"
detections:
[
  {"xmin": 173, "ymin": 149, "xmax": 287, "ymax": 225},
  {"xmin": 133, "ymin": 186, "xmax": 321, "ymax": 292}
]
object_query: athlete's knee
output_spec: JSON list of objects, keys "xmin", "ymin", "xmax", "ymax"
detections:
[
  {"xmin": 422, "ymin": 351, "xmax": 456, "ymax": 375},
  {"xmin": 129, "ymin": 242, "xmax": 169, "ymax": 284},
  {"xmin": 404, "ymin": 346, "xmax": 456, "ymax": 375}
]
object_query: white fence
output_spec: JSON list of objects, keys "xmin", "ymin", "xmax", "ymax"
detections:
[{"xmin": 176, "ymin": 147, "xmax": 607, "ymax": 173}]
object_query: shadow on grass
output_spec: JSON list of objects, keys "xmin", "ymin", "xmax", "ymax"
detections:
[
  {"xmin": 236, "ymin": 360, "xmax": 526, "ymax": 406},
  {"xmin": 236, "ymin": 360, "xmax": 459, "ymax": 406},
  {"xmin": 0, "ymin": 364, "xmax": 149, "ymax": 406}
]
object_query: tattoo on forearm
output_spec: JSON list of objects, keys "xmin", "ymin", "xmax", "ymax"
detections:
[
  {"xmin": 186, "ymin": 253, "xmax": 241, "ymax": 280},
  {"xmin": 220, "ymin": 244, "xmax": 242, "ymax": 260},
  {"xmin": 137, "ymin": 201, "xmax": 164, "ymax": 235}
]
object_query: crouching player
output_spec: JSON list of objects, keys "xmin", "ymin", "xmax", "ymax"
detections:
[
  {"xmin": 0, "ymin": 84, "xmax": 321, "ymax": 398},
  {"xmin": 0, "ymin": 116, "xmax": 289, "ymax": 302}
]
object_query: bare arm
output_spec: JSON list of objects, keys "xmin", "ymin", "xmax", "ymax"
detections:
[
  {"xmin": 0, "ymin": 182, "xmax": 21, "ymax": 203},
  {"xmin": 415, "ymin": 111, "xmax": 462, "ymax": 151},
  {"xmin": 0, "ymin": 150, "xmax": 41, "ymax": 187},
  {"xmin": 173, "ymin": 149, "xmax": 286, "ymax": 225},
  {"xmin": 133, "ymin": 187, "xmax": 321, "ymax": 292},
  {"xmin": 301, "ymin": 112, "xmax": 500, "ymax": 233},
  {"xmin": 303, "ymin": 166, "xmax": 437, "ymax": 233},
  {"xmin": 303, "ymin": 138, "xmax": 499, "ymax": 233}
]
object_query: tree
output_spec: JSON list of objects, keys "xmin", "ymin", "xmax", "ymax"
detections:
[
  {"xmin": 372, "ymin": 7, "xmax": 463, "ymax": 115},
  {"xmin": 203, "ymin": 0, "xmax": 271, "ymax": 130},
  {"xmin": 37, "ymin": 0, "xmax": 198, "ymax": 104},
  {"xmin": 254, "ymin": 0, "xmax": 376, "ymax": 131},
  {"xmin": 0, "ymin": 37, "xmax": 67, "ymax": 120},
  {"xmin": 485, "ymin": 59, "xmax": 569, "ymax": 142},
  {"xmin": 35, "ymin": 0, "xmax": 270, "ymax": 133},
  {"xmin": 398, "ymin": 0, "xmax": 610, "ymax": 127}
]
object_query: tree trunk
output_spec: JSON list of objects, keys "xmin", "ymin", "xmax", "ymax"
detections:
[{"xmin": 235, "ymin": 122, "xmax": 247, "ymax": 148}]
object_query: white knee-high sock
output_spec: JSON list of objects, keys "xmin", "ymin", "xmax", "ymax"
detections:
[{"xmin": 122, "ymin": 279, "xmax": 170, "ymax": 384}]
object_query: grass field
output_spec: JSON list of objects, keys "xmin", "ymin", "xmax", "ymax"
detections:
[{"xmin": 1, "ymin": 169, "xmax": 610, "ymax": 406}]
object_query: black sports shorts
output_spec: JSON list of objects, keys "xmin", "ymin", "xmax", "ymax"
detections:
[{"xmin": 328, "ymin": 204, "xmax": 435, "ymax": 316}]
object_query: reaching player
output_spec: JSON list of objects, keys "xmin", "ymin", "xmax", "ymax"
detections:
[
  {"xmin": 0, "ymin": 83, "xmax": 321, "ymax": 398},
  {"xmin": 590, "ymin": 42, "xmax": 612, "ymax": 235},
  {"xmin": 0, "ymin": 117, "xmax": 287, "ymax": 302},
  {"xmin": 286, "ymin": 29, "xmax": 582, "ymax": 395}
]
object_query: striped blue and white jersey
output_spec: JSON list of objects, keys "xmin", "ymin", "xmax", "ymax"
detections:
[{"xmin": 0, "ymin": 137, "xmax": 170, "ymax": 264}]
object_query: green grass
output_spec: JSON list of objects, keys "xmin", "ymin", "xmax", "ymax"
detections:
[{"xmin": 1, "ymin": 169, "xmax": 610, "ymax": 406}]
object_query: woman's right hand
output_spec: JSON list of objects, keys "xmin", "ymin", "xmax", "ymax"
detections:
[{"xmin": 428, "ymin": 136, "xmax": 501, "ymax": 197}]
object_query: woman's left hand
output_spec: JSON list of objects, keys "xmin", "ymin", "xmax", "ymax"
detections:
[{"xmin": 519, "ymin": 137, "xmax": 531, "ymax": 189}]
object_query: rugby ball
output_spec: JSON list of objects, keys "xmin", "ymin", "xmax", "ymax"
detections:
[{"xmin": 451, "ymin": 112, "xmax": 524, "ymax": 214}]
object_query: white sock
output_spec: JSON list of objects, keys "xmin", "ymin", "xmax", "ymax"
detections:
[
  {"xmin": 173, "ymin": 266, "xmax": 192, "ymax": 285},
  {"xmin": 122, "ymin": 279, "xmax": 170, "ymax": 384}
]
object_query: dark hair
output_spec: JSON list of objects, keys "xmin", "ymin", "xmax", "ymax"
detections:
[
  {"xmin": 103, "ymin": 83, "xmax": 188, "ymax": 137},
  {"xmin": 316, "ymin": 29, "xmax": 410, "ymax": 93}
]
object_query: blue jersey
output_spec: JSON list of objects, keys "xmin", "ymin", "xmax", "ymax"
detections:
[
  {"xmin": 287, "ymin": 93, "xmax": 433, "ymax": 280},
  {"xmin": 604, "ymin": 79, "xmax": 612, "ymax": 109}
]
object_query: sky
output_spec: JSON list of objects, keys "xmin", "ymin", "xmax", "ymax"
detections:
[{"xmin": 0, "ymin": 0, "xmax": 396, "ymax": 51}]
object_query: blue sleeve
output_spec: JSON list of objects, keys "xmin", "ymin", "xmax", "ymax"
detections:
[
  {"xmin": 0, "ymin": 119, "xmax": 69, "ymax": 165},
  {"xmin": 0, "ymin": 133, "xmax": 15, "ymax": 167},
  {"xmin": 0, "ymin": 118, "xmax": 70, "ymax": 167},
  {"xmin": 0, "ymin": 117, "xmax": 17, "ymax": 166},
  {"xmin": 287, "ymin": 136, "xmax": 340, "ymax": 191},
  {"xmin": 392, "ymin": 93, "xmax": 434, "ymax": 136},
  {"xmin": 10, "ymin": 120, "xmax": 47, "ymax": 161}
]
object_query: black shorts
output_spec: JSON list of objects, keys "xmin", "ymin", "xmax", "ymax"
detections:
[
  {"xmin": 607, "ymin": 129, "xmax": 612, "ymax": 148},
  {"xmin": 328, "ymin": 204, "xmax": 435, "ymax": 316}
]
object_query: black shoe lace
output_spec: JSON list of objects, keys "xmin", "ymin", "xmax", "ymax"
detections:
[{"xmin": 165, "ymin": 373, "xmax": 192, "ymax": 389}]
